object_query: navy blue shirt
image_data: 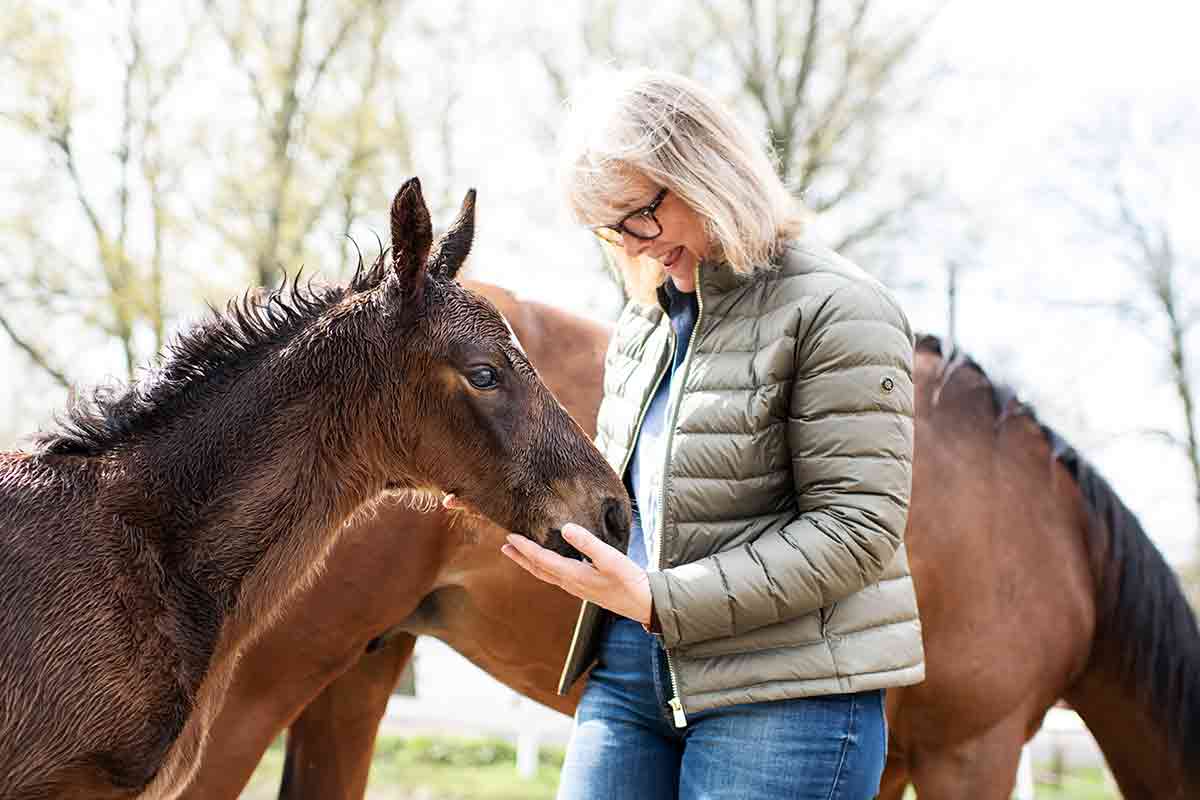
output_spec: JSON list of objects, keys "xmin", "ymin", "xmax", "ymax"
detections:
[{"xmin": 626, "ymin": 281, "xmax": 699, "ymax": 568}]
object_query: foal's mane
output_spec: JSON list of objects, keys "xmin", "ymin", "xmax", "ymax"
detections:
[
  {"xmin": 38, "ymin": 253, "xmax": 390, "ymax": 458},
  {"xmin": 917, "ymin": 333, "xmax": 1200, "ymax": 779}
]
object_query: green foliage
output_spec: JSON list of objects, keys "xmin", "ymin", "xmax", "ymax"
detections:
[
  {"xmin": 243, "ymin": 733, "xmax": 565, "ymax": 799},
  {"xmin": 1033, "ymin": 766, "xmax": 1118, "ymax": 799},
  {"xmin": 390, "ymin": 735, "xmax": 564, "ymax": 770}
]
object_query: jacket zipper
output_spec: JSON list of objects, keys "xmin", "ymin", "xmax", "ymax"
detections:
[
  {"xmin": 616, "ymin": 330, "xmax": 674, "ymax": 492},
  {"xmin": 555, "ymin": 308, "xmax": 675, "ymax": 696},
  {"xmin": 655, "ymin": 263, "xmax": 704, "ymax": 728}
]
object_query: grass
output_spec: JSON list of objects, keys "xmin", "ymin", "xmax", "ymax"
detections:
[
  {"xmin": 1029, "ymin": 767, "xmax": 1117, "ymax": 799},
  {"xmin": 240, "ymin": 734, "xmax": 1116, "ymax": 799},
  {"xmin": 240, "ymin": 734, "xmax": 564, "ymax": 800}
]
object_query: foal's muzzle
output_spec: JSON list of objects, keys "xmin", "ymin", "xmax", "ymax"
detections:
[{"xmin": 599, "ymin": 496, "xmax": 632, "ymax": 553}]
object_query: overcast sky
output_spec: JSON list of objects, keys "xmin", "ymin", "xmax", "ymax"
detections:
[{"xmin": 3, "ymin": 0, "xmax": 1198, "ymax": 563}]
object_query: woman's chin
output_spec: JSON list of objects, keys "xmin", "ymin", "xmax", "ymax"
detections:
[{"xmin": 664, "ymin": 258, "xmax": 697, "ymax": 291}]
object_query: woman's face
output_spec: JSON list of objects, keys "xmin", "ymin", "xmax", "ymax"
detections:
[{"xmin": 613, "ymin": 185, "xmax": 709, "ymax": 294}]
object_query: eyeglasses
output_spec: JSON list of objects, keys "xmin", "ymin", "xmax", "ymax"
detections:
[{"xmin": 592, "ymin": 188, "xmax": 668, "ymax": 245}]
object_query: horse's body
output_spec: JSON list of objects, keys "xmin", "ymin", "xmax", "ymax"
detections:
[
  {"xmin": 0, "ymin": 182, "xmax": 629, "ymax": 800},
  {"xmin": 182, "ymin": 288, "xmax": 1200, "ymax": 800}
]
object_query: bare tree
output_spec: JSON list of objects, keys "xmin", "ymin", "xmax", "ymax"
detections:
[
  {"xmin": 531, "ymin": 1, "xmax": 714, "ymax": 139},
  {"xmin": 529, "ymin": 0, "xmax": 944, "ymax": 266},
  {"xmin": 514, "ymin": 2, "xmax": 720, "ymax": 311},
  {"xmin": 202, "ymin": 0, "xmax": 413, "ymax": 286},
  {"xmin": 700, "ymin": 0, "xmax": 945, "ymax": 256},
  {"xmin": 1, "ymin": 0, "xmax": 444, "ymax": 401},
  {"xmin": 1, "ymin": 2, "xmax": 192, "ymax": 382},
  {"xmin": 1068, "ymin": 102, "xmax": 1200, "ymax": 568}
]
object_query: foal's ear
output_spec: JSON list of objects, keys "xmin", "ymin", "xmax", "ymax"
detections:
[
  {"xmin": 390, "ymin": 177, "xmax": 434, "ymax": 292},
  {"xmin": 429, "ymin": 188, "xmax": 477, "ymax": 281}
]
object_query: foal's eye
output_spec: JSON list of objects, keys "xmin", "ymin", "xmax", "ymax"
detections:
[{"xmin": 467, "ymin": 366, "xmax": 499, "ymax": 390}]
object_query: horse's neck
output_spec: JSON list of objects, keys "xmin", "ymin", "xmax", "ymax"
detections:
[
  {"xmin": 130, "ymin": 420, "xmax": 392, "ymax": 800},
  {"xmin": 1058, "ymin": 461, "xmax": 1200, "ymax": 799},
  {"xmin": 134, "ymin": 397, "xmax": 386, "ymax": 624},
  {"xmin": 1068, "ymin": 657, "xmax": 1193, "ymax": 799}
]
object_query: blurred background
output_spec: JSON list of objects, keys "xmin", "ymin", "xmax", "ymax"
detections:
[{"xmin": 2, "ymin": 1, "xmax": 1198, "ymax": 797}]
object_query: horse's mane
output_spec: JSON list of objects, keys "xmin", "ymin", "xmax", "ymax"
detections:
[
  {"xmin": 1049, "ymin": 426, "xmax": 1200, "ymax": 779},
  {"xmin": 37, "ymin": 252, "xmax": 390, "ymax": 457},
  {"xmin": 915, "ymin": 333, "xmax": 1028, "ymax": 427},
  {"xmin": 917, "ymin": 333, "xmax": 1200, "ymax": 779}
]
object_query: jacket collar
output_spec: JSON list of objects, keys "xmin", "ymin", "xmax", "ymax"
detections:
[{"xmin": 655, "ymin": 259, "xmax": 750, "ymax": 312}]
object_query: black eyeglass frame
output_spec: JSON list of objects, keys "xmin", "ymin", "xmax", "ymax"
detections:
[{"xmin": 593, "ymin": 188, "xmax": 669, "ymax": 242}]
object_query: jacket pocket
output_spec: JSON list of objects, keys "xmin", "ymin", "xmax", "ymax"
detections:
[{"xmin": 676, "ymin": 609, "xmax": 825, "ymax": 659}]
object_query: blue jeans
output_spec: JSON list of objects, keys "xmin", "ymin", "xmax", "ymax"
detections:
[{"xmin": 557, "ymin": 618, "xmax": 886, "ymax": 800}]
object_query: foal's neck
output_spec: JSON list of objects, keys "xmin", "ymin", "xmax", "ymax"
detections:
[
  {"xmin": 135, "ymin": 375, "xmax": 403, "ymax": 632},
  {"xmin": 128, "ymin": 330, "xmax": 414, "ymax": 800}
]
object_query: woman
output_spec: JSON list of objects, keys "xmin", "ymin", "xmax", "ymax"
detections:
[{"xmin": 500, "ymin": 69, "xmax": 924, "ymax": 799}]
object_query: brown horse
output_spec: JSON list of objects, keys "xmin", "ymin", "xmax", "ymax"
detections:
[
  {"xmin": 179, "ymin": 295, "xmax": 1200, "ymax": 799},
  {"xmin": 0, "ymin": 180, "xmax": 629, "ymax": 800}
]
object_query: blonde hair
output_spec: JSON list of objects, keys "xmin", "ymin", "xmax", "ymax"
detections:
[{"xmin": 559, "ymin": 69, "xmax": 805, "ymax": 304}]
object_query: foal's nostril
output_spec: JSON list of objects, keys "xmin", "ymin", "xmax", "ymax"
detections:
[{"xmin": 601, "ymin": 497, "xmax": 631, "ymax": 546}]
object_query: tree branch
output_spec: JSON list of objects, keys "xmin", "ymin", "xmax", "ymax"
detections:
[
  {"xmin": 50, "ymin": 128, "xmax": 109, "ymax": 264},
  {"xmin": 117, "ymin": 0, "xmax": 142, "ymax": 268},
  {"xmin": 305, "ymin": 0, "xmax": 373, "ymax": 100},
  {"xmin": 786, "ymin": 0, "xmax": 822, "ymax": 138},
  {"xmin": 204, "ymin": 0, "xmax": 268, "ymax": 115},
  {"xmin": 830, "ymin": 181, "xmax": 928, "ymax": 254},
  {"xmin": 0, "ymin": 311, "xmax": 71, "ymax": 389},
  {"xmin": 699, "ymin": 1, "xmax": 748, "ymax": 74}
]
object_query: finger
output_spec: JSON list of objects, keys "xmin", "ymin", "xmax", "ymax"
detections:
[
  {"xmin": 505, "ymin": 534, "xmax": 577, "ymax": 575},
  {"xmin": 502, "ymin": 543, "xmax": 594, "ymax": 599},
  {"xmin": 562, "ymin": 523, "xmax": 625, "ymax": 570},
  {"xmin": 502, "ymin": 536, "xmax": 571, "ymax": 583},
  {"xmin": 506, "ymin": 534, "xmax": 596, "ymax": 585},
  {"xmin": 501, "ymin": 544, "xmax": 560, "ymax": 585},
  {"xmin": 500, "ymin": 542, "xmax": 541, "ymax": 575},
  {"xmin": 442, "ymin": 493, "xmax": 466, "ymax": 510},
  {"xmin": 501, "ymin": 542, "xmax": 534, "ymax": 570}
]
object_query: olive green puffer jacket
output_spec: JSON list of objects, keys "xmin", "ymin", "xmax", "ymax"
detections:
[{"xmin": 557, "ymin": 240, "xmax": 924, "ymax": 723}]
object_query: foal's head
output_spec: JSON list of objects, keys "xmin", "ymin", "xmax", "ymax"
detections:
[{"xmin": 358, "ymin": 178, "xmax": 630, "ymax": 556}]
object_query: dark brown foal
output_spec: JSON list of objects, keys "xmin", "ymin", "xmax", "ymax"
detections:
[{"xmin": 0, "ymin": 181, "xmax": 629, "ymax": 800}]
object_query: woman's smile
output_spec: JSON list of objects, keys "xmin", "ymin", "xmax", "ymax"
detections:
[{"xmin": 650, "ymin": 242, "xmax": 698, "ymax": 291}]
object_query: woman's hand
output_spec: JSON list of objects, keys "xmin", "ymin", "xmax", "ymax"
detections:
[{"xmin": 501, "ymin": 523, "xmax": 652, "ymax": 626}]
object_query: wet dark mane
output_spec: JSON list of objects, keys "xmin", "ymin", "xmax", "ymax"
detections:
[
  {"xmin": 917, "ymin": 333, "xmax": 1200, "ymax": 779},
  {"xmin": 37, "ymin": 253, "xmax": 390, "ymax": 457}
]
